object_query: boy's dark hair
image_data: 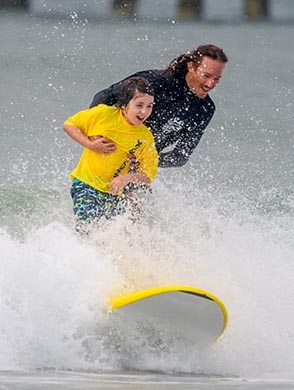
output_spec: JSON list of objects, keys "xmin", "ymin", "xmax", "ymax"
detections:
[{"xmin": 117, "ymin": 77, "xmax": 154, "ymax": 107}]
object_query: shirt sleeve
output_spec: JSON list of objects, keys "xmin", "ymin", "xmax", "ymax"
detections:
[{"xmin": 64, "ymin": 108, "xmax": 97, "ymax": 136}]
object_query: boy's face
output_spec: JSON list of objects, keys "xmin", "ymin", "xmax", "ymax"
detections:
[{"xmin": 122, "ymin": 92, "xmax": 154, "ymax": 126}]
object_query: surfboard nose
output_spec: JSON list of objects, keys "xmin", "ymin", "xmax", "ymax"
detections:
[{"xmin": 109, "ymin": 286, "xmax": 228, "ymax": 345}]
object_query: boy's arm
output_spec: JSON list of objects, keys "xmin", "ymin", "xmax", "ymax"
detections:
[
  {"xmin": 63, "ymin": 124, "xmax": 116, "ymax": 154},
  {"xmin": 109, "ymin": 172, "xmax": 151, "ymax": 195}
]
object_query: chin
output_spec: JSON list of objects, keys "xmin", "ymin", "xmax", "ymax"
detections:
[
  {"xmin": 194, "ymin": 90, "xmax": 206, "ymax": 99},
  {"xmin": 198, "ymin": 88, "xmax": 210, "ymax": 98}
]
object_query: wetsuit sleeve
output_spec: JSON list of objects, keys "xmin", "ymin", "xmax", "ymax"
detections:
[
  {"xmin": 158, "ymin": 129, "xmax": 205, "ymax": 168},
  {"xmin": 89, "ymin": 70, "xmax": 160, "ymax": 108},
  {"xmin": 89, "ymin": 81, "xmax": 123, "ymax": 108}
]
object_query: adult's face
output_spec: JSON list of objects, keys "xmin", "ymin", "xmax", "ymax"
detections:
[{"xmin": 185, "ymin": 56, "xmax": 225, "ymax": 99}]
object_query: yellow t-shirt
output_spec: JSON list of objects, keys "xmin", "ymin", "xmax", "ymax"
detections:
[{"xmin": 64, "ymin": 104, "xmax": 158, "ymax": 193}]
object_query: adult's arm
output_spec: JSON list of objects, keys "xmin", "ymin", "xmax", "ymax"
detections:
[
  {"xmin": 89, "ymin": 70, "xmax": 162, "ymax": 108},
  {"xmin": 90, "ymin": 81, "xmax": 123, "ymax": 108}
]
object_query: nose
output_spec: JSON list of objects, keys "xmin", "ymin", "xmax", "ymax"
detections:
[
  {"xmin": 205, "ymin": 78, "xmax": 215, "ymax": 88},
  {"xmin": 140, "ymin": 106, "xmax": 147, "ymax": 115}
]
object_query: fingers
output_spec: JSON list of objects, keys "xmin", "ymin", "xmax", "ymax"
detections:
[
  {"xmin": 109, "ymin": 176, "xmax": 126, "ymax": 194},
  {"xmin": 101, "ymin": 138, "xmax": 113, "ymax": 145},
  {"xmin": 91, "ymin": 137, "xmax": 116, "ymax": 154},
  {"xmin": 102, "ymin": 142, "xmax": 116, "ymax": 155},
  {"xmin": 102, "ymin": 139, "xmax": 116, "ymax": 149},
  {"xmin": 109, "ymin": 182, "xmax": 120, "ymax": 194}
]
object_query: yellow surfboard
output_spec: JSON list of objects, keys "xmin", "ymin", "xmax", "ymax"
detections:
[{"xmin": 109, "ymin": 285, "xmax": 228, "ymax": 345}]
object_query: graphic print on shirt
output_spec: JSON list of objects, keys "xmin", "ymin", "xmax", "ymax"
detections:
[{"xmin": 113, "ymin": 139, "xmax": 143, "ymax": 178}]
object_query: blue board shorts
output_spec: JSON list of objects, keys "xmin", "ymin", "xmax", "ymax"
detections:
[{"xmin": 70, "ymin": 179, "xmax": 126, "ymax": 231}]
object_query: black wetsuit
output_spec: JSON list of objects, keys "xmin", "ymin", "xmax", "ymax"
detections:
[{"xmin": 90, "ymin": 69, "xmax": 215, "ymax": 168}]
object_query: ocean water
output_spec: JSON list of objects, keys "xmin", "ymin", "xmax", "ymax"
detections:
[{"xmin": 1, "ymin": 9, "xmax": 294, "ymax": 389}]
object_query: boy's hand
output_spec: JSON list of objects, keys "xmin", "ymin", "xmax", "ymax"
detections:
[
  {"xmin": 88, "ymin": 136, "xmax": 116, "ymax": 155},
  {"xmin": 109, "ymin": 175, "xmax": 130, "ymax": 195}
]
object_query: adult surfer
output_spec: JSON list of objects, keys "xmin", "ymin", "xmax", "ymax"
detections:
[{"xmin": 90, "ymin": 44, "xmax": 228, "ymax": 168}]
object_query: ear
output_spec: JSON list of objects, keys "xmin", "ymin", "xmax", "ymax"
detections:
[{"xmin": 187, "ymin": 61, "xmax": 194, "ymax": 72}]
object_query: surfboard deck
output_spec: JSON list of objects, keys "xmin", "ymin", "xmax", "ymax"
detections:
[{"xmin": 109, "ymin": 286, "xmax": 228, "ymax": 345}]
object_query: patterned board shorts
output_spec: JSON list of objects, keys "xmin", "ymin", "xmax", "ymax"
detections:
[{"xmin": 70, "ymin": 180, "xmax": 126, "ymax": 231}]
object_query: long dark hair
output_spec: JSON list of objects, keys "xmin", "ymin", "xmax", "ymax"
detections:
[
  {"xmin": 116, "ymin": 77, "xmax": 154, "ymax": 107},
  {"xmin": 164, "ymin": 44, "xmax": 228, "ymax": 77}
]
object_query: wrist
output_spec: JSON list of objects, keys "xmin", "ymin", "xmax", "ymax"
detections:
[{"xmin": 84, "ymin": 138, "xmax": 93, "ymax": 150}]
